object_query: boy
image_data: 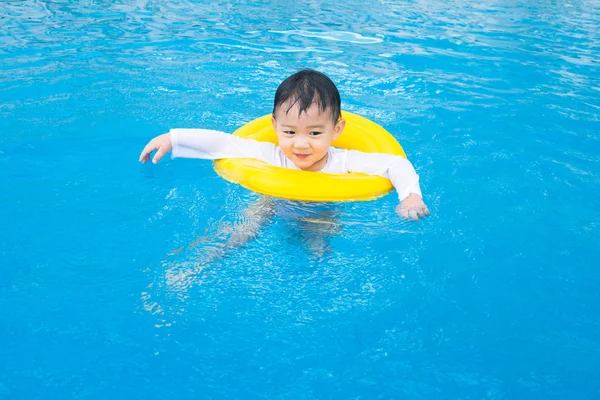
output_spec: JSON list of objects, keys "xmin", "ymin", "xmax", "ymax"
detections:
[{"xmin": 140, "ymin": 69, "xmax": 429, "ymax": 221}]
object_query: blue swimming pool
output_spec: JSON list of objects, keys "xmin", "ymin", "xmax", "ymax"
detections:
[{"xmin": 1, "ymin": 0, "xmax": 599, "ymax": 398}]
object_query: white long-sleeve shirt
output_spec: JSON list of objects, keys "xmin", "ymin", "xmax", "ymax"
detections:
[{"xmin": 170, "ymin": 128, "xmax": 422, "ymax": 201}]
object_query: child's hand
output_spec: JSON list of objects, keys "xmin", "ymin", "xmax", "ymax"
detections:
[
  {"xmin": 396, "ymin": 194, "xmax": 430, "ymax": 221},
  {"xmin": 139, "ymin": 133, "xmax": 172, "ymax": 164}
]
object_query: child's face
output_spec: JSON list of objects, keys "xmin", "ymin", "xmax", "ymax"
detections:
[{"xmin": 272, "ymin": 102, "xmax": 345, "ymax": 171}]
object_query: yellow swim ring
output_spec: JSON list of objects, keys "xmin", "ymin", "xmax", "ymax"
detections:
[{"xmin": 213, "ymin": 111, "xmax": 406, "ymax": 202}]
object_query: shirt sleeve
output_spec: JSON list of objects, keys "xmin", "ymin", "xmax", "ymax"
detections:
[
  {"xmin": 169, "ymin": 128, "xmax": 279, "ymax": 165},
  {"xmin": 345, "ymin": 150, "xmax": 422, "ymax": 201}
]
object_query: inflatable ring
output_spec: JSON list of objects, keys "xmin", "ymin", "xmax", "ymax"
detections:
[{"xmin": 213, "ymin": 111, "xmax": 406, "ymax": 202}]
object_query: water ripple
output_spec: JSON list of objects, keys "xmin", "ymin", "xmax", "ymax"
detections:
[
  {"xmin": 192, "ymin": 37, "xmax": 342, "ymax": 53},
  {"xmin": 271, "ymin": 30, "xmax": 384, "ymax": 44}
]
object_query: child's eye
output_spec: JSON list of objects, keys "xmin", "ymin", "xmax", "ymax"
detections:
[
  {"xmin": 309, "ymin": 131, "xmax": 323, "ymax": 136},
  {"xmin": 283, "ymin": 131, "xmax": 295, "ymax": 135}
]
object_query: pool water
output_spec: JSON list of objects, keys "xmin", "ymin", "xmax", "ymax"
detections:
[{"xmin": 1, "ymin": 0, "xmax": 599, "ymax": 398}]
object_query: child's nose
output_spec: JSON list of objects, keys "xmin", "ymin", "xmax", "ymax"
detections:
[{"xmin": 294, "ymin": 137, "xmax": 310, "ymax": 148}]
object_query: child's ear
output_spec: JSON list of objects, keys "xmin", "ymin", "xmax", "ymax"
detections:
[
  {"xmin": 333, "ymin": 119, "xmax": 346, "ymax": 140},
  {"xmin": 271, "ymin": 116, "xmax": 277, "ymax": 132}
]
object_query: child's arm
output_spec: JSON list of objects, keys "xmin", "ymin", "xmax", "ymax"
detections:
[
  {"xmin": 345, "ymin": 150, "xmax": 430, "ymax": 221},
  {"xmin": 139, "ymin": 129, "xmax": 279, "ymax": 164}
]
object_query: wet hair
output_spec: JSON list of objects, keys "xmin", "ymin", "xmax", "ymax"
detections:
[{"xmin": 272, "ymin": 69, "xmax": 341, "ymax": 123}]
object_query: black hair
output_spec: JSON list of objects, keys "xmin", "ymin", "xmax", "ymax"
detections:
[{"xmin": 272, "ymin": 69, "xmax": 341, "ymax": 123}]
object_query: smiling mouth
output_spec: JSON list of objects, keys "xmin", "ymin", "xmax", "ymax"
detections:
[{"xmin": 294, "ymin": 154, "xmax": 310, "ymax": 159}]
